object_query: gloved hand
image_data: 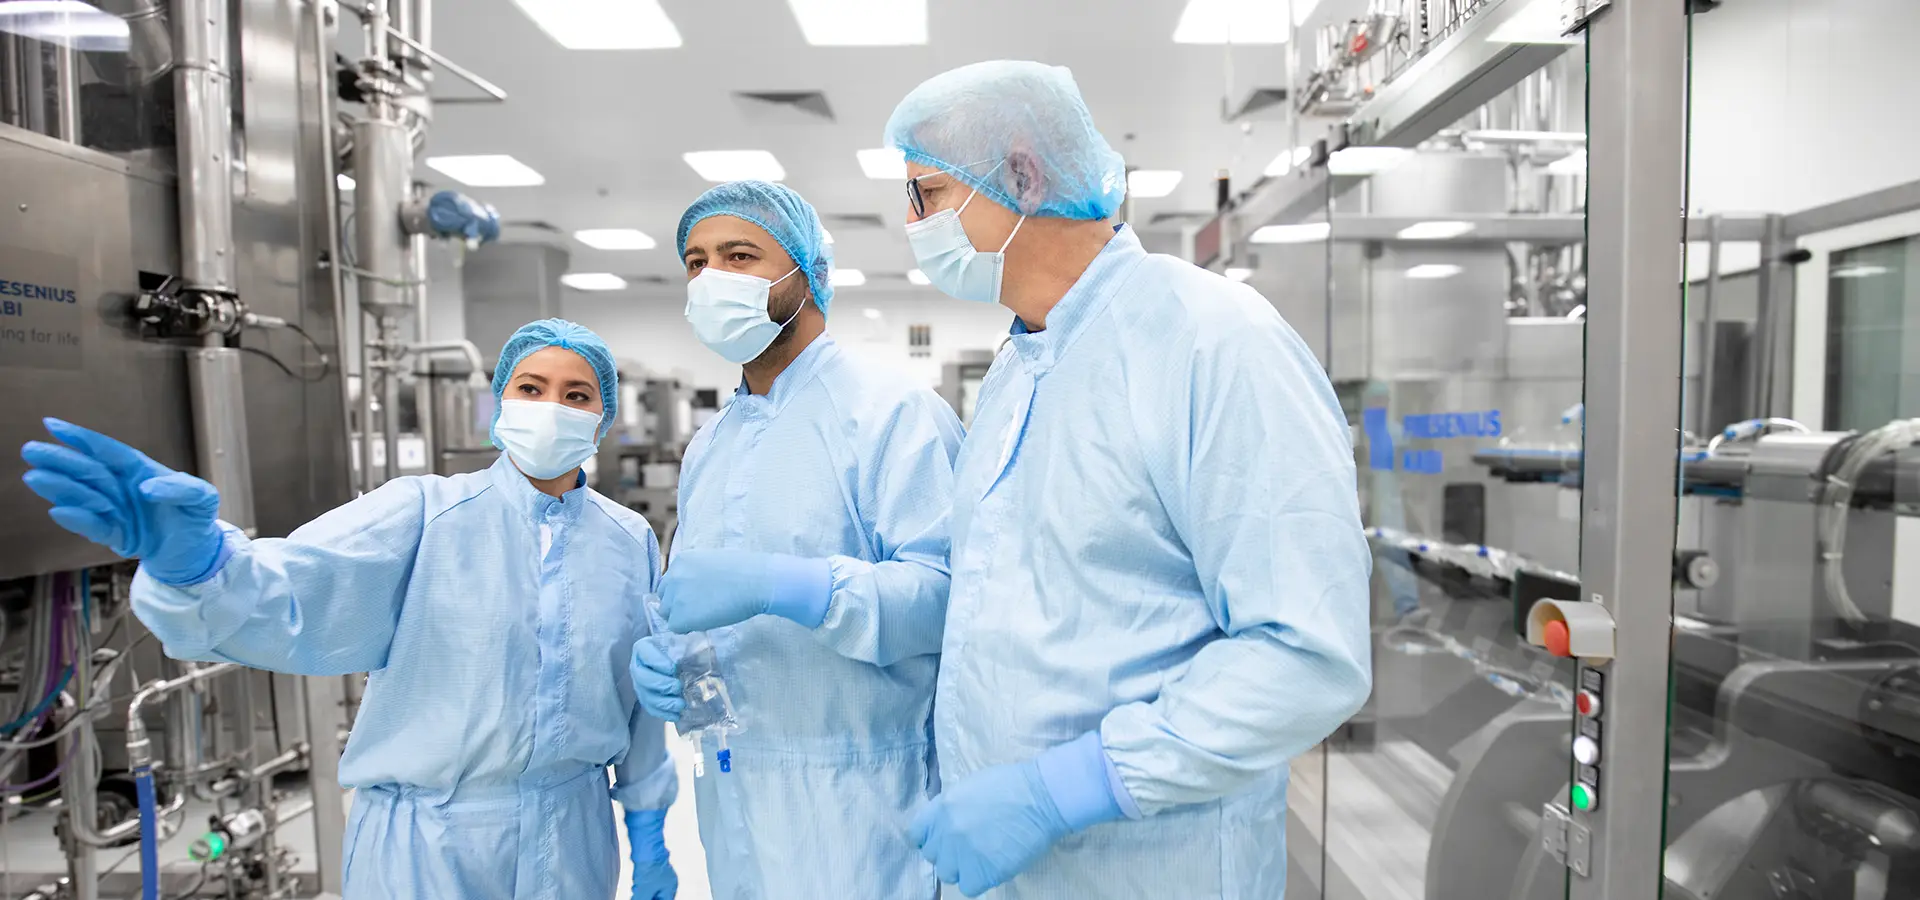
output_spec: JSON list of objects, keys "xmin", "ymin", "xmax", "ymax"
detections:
[
  {"xmin": 657, "ymin": 549, "xmax": 832, "ymax": 632},
  {"xmin": 910, "ymin": 732, "xmax": 1129, "ymax": 897},
  {"xmin": 19, "ymin": 418, "xmax": 229, "ymax": 585},
  {"xmin": 624, "ymin": 807, "xmax": 677, "ymax": 900},
  {"xmin": 629, "ymin": 638, "xmax": 684, "ymax": 722}
]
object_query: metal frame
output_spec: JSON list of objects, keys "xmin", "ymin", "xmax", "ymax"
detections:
[{"xmin": 1573, "ymin": 0, "xmax": 1687, "ymax": 896}]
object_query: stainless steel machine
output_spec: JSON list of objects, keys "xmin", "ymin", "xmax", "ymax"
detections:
[{"xmin": 0, "ymin": 1, "xmax": 502, "ymax": 896}]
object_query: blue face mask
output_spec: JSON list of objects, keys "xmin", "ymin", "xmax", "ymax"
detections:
[
  {"xmin": 492, "ymin": 399, "xmax": 602, "ymax": 480},
  {"xmin": 905, "ymin": 187, "xmax": 1026, "ymax": 305},
  {"xmin": 684, "ymin": 265, "xmax": 804, "ymax": 364}
]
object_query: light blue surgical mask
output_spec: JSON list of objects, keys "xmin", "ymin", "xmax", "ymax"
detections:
[
  {"xmin": 905, "ymin": 187, "xmax": 1026, "ymax": 305},
  {"xmin": 493, "ymin": 399, "xmax": 602, "ymax": 480},
  {"xmin": 684, "ymin": 265, "xmax": 804, "ymax": 364}
]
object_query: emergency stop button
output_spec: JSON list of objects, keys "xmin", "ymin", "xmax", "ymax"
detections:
[
  {"xmin": 1526, "ymin": 599, "xmax": 1616, "ymax": 661},
  {"xmin": 1576, "ymin": 690, "xmax": 1602, "ymax": 717}
]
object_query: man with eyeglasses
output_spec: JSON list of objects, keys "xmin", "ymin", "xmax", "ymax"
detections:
[{"xmin": 884, "ymin": 60, "xmax": 1374, "ymax": 899}]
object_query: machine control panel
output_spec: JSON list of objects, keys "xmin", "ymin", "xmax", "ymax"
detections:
[{"xmin": 1572, "ymin": 667, "xmax": 1605, "ymax": 814}]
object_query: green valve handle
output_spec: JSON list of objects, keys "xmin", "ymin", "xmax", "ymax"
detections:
[{"xmin": 188, "ymin": 831, "xmax": 226, "ymax": 863}]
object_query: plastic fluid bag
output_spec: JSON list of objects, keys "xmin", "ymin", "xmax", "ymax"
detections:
[{"xmin": 645, "ymin": 595, "xmax": 740, "ymax": 775}]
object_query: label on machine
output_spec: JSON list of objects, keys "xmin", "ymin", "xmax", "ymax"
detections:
[{"xmin": 0, "ymin": 245, "xmax": 84, "ymax": 370}]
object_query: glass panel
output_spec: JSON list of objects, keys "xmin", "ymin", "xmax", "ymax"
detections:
[
  {"xmin": 1669, "ymin": 1, "xmax": 1920, "ymax": 896},
  {"xmin": 0, "ymin": 2, "xmax": 176, "ymax": 165},
  {"xmin": 1302, "ymin": 40, "xmax": 1588, "ymax": 900},
  {"xmin": 1827, "ymin": 237, "xmax": 1920, "ymax": 431}
]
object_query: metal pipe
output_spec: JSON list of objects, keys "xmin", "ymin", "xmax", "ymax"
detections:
[
  {"xmin": 0, "ymin": 36, "xmax": 21, "ymax": 127},
  {"xmin": 187, "ymin": 347, "xmax": 259, "ymax": 532},
  {"xmin": 410, "ymin": 340, "xmax": 485, "ymax": 377},
  {"xmin": 307, "ymin": 0, "xmax": 358, "ymax": 498},
  {"xmin": 52, "ymin": 40, "xmax": 79, "ymax": 143},
  {"xmin": 1751, "ymin": 213, "xmax": 1787, "ymax": 418},
  {"xmin": 1698, "ymin": 215, "xmax": 1722, "ymax": 434},
  {"xmin": 60, "ymin": 591, "xmax": 98, "ymax": 900},
  {"xmin": 340, "ymin": 2, "xmax": 508, "ymax": 102},
  {"xmin": 210, "ymin": 743, "xmax": 309, "ymax": 795},
  {"xmin": 359, "ymin": 312, "xmax": 376, "ymax": 491},
  {"xmin": 172, "ymin": 0, "xmax": 237, "ymax": 296},
  {"xmin": 125, "ymin": 664, "xmax": 239, "ymax": 773},
  {"xmin": 380, "ymin": 318, "xmax": 402, "ymax": 480},
  {"xmin": 22, "ymin": 35, "xmax": 48, "ymax": 135}
]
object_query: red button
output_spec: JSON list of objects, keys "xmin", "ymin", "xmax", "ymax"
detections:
[
  {"xmin": 1576, "ymin": 690, "xmax": 1601, "ymax": 717},
  {"xmin": 1544, "ymin": 620, "xmax": 1572, "ymax": 658}
]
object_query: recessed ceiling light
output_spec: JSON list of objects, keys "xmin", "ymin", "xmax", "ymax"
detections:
[
  {"xmin": 561, "ymin": 273, "xmax": 627, "ymax": 291},
  {"xmin": 1405, "ymin": 264, "xmax": 1463, "ymax": 280},
  {"xmin": 1327, "ymin": 147, "xmax": 1412, "ymax": 176},
  {"xmin": 786, "ymin": 0, "xmax": 926, "ymax": 45},
  {"xmin": 1173, "ymin": 0, "xmax": 1319, "ymax": 44},
  {"xmin": 1249, "ymin": 222, "xmax": 1330, "ymax": 244},
  {"xmin": 424, "ymin": 155, "xmax": 545, "ymax": 187},
  {"xmin": 1488, "ymin": 0, "xmax": 1582, "ymax": 45},
  {"xmin": 1396, "ymin": 221, "xmax": 1476, "ymax": 240},
  {"xmin": 574, "ymin": 229, "xmax": 656, "ymax": 250},
  {"xmin": 0, "ymin": 2, "xmax": 130, "ymax": 52},
  {"xmin": 1128, "ymin": 170, "xmax": 1184, "ymax": 199},
  {"xmin": 1833, "ymin": 264, "xmax": 1891, "ymax": 279},
  {"xmin": 337, "ymin": 173, "xmax": 356, "ymax": 192},
  {"xmin": 1547, "ymin": 150, "xmax": 1587, "ymax": 176},
  {"xmin": 907, "ymin": 269, "xmax": 931, "ymax": 286},
  {"xmin": 861, "ymin": 307, "xmax": 883, "ymax": 320},
  {"xmin": 1225, "ymin": 267, "xmax": 1253, "ymax": 282},
  {"xmin": 1264, "ymin": 146, "xmax": 1313, "ymax": 177},
  {"xmin": 857, "ymin": 148, "xmax": 908, "ymax": 180},
  {"xmin": 830, "ymin": 268, "xmax": 866, "ymax": 287},
  {"xmin": 508, "ymin": 0, "xmax": 682, "ymax": 49},
  {"xmin": 683, "ymin": 150, "xmax": 785, "ymax": 183}
]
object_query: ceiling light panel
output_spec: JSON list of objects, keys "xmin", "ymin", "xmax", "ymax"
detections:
[
  {"xmin": 1225, "ymin": 268, "xmax": 1253, "ymax": 282},
  {"xmin": 1327, "ymin": 147, "xmax": 1412, "ymax": 176},
  {"xmin": 1396, "ymin": 221, "xmax": 1476, "ymax": 240},
  {"xmin": 574, "ymin": 229, "xmax": 656, "ymax": 250},
  {"xmin": 1405, "ymin": 264, "xmax": 1463, "ymax": 280},
  {"xmin": 0, "ymin": 1, "xmax": 130, "ymax": 51},
  {"xmin": 424, "ymin": 155, "xmax": 545, "ymax": 187},
  {"xmin": 509, "ymin": 0, "xmax": 682, "ymax": 49},
  {"xmin": 1264, "ymin": 146, "xmax": 1313, "ymax": 177},
  {"xmin": 786, "ymin": 0, "xmax": 926, "ymax": 45},
  {"xmin": 562, "ymin": 273, "xmax": 628, "ymax": 291},
  {"xmin": 1128, "ymin": 170, "xmax": 1185, "ymax": 199},
  {"xmin": 1173, "ymin": 0, "xmax": 1319, "ymax": 44},
  {"xmin": 907, "ymin": 269, "xmax": 931, "ymax": 286},
  {"xmin": 830, "ymin": 268, "xmax": 867, "ymax": 287},
  {"xmin": 683, "ymin": 150, "xmax": 786, "ymax": 183},
  {"xmin": 857, "ymin": 148, "xmax": 908, "ymax": 180},
  {"xmin": 1249, "ymin": 222, "xmax": 1330, "ymax": 244},
  {"xmin": 1488, "ymin": 0, "xmax": 1582, "ymax": 45}
]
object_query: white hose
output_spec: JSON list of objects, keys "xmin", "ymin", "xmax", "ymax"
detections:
[{"xmin": 1817, "ymin": 418, "xmax": 1920, "ymax": 625}]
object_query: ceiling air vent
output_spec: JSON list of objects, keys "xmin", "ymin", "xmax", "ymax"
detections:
[
  {"xmin": 1225, "ymin": 87, "xmax": 1289, "ymax": 121},
  {"xmin": 822, "ymin": 213, "xmax": 886, "ymax": 230},
  {"xmin": 732, "ymin": 90, "xmax": 835, "ymax": 125}
]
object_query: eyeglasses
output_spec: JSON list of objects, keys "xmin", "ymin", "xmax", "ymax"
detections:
[
  {"xmin": 906, "ymin": 171, "xmax": 941, "ymax": 220},
  {"xmin": 905, "ymin": 158, "xmax": 1002, "ymax": 220}
]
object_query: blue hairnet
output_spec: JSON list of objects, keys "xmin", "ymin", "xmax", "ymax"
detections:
[
  {"xmin": 676, "ymin": 181, "xmax": 835, "ymax": 316},
  {"xmin": 490, "ymin": 317, "xmax": 620, "ymax": 439},
  {"xmin": 884, "ymin": 60, "xmax": 1127, "ymax": 221}
]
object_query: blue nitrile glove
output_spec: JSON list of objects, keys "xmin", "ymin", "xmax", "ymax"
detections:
[
  {"xmin": 624, "ymin": 807, "xmax": 677, "ymax": 900},
  {"xmin": 629, "ymin": 638, "xmax": 684, "ymax": 723},
  {"xmin": 910, "ymin": 732, "xmax": 1130, "ymax": 897},
  {"xmin": 20, "ymin": 418, "xmax": 229, "ymax": 585},
  {"xmin": 657, "ymin": 549, "xmax": 832, "ymax": 632}
]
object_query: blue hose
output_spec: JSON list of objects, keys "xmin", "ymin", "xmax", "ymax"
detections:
[{"xmin": 135, "ymin": 767, "xmax": 159, "ymax": 900}]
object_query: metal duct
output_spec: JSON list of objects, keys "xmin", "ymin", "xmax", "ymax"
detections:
[{"xmin": 171, "ymin": 0, "xmax": 236, "ymax": 295}]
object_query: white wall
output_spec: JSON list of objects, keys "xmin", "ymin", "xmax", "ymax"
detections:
[
  {"xmin": 1689, "ymin": 0, "xmax": 1920, "ymax": 216},
  {"xmin": 559, "ymin": 289, "xmax": 1017, "ymax": 395}
]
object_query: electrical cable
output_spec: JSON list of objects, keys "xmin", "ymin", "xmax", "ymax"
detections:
[{"xmin": 236, "ymin": 344, "xmax": 329, "ymax": 383}]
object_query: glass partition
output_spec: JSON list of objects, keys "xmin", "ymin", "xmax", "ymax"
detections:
[
  {"xmin": 0, "ymin": 2, "xmax": 176, "ymax": 164},
  {"xmin": 1666, "ymin": 1, "xmax": 1920, "ymax": 897},
  {"xmin": 1299, "ymin": 43, "xmax": 1589, "ymax": 900}
]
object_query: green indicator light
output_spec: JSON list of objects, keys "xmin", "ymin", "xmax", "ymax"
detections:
[{"xmin": 1571, "ymin": 784, "xmax": 1596, "ymax": 812}]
